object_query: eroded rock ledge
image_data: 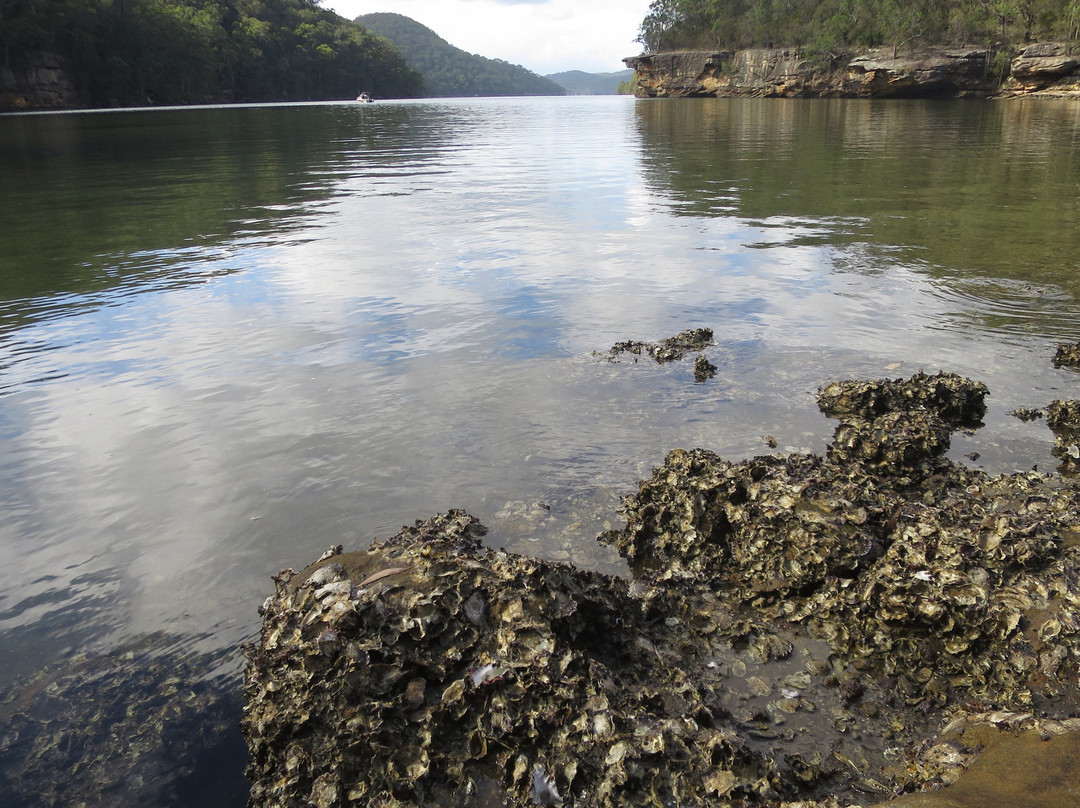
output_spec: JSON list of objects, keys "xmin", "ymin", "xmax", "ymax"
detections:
[
  {"xmin": 624, "ymin": 43, "xmax": 1080, "ymax": 99},
  {"xmin": 242, "ymin": 371, "xmax": 1080, "ymax": 808}
]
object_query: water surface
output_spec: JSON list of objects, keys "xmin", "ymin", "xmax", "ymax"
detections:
[{"xmin": 2, "ymin": 96, "xmax": 1080, "ymax": 804}]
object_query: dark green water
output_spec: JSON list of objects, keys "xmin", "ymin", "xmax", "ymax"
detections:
[{"xmin": 1, "ymin": 96, "xmax": 1079, "ymax": 805}]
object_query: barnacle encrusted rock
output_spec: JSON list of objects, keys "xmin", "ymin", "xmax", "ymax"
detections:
[
  {"xmin": 1047, "ymin": 399, "xmax": 1080, "ymax": 472},
  {"xmin": 243, "ymin": 372, "xmax": 1080, "ymax": 808},
  {"xmin": 1052, "ymin": 342, "xmax": 1080, "ymax": 369},
  {"xmin": 815, "ymin": 372, "xmax": 987, "ymax": 426},
  {"xmin": 242, "ymin": 510, "xmax": 784, "ymax": 808},
  {"xmin": 604, "ymin": 327, "xmax": 714, "ymax": 364}
]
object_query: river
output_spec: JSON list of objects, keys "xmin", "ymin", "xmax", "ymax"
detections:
[{"xmin": 1, "ymin": 95, "xmax": 1079, "ymax": 805}]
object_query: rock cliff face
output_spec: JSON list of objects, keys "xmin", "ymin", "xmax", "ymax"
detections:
[
  {"xmin": 0, "ymin": 51, "xmax": 79, "ymax": 111},
  {"xmin": 844, "ymin": 47, "xmax": 999, "ymax": 97},
  {"xmin": 626, "ymin": 43, "xmax": 1080, "ymax": 99},
  {"xmin": 1000, "ymin": 42, "xmax": 1080, "ymax": 97}
]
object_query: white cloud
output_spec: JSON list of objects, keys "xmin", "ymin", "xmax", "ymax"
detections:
[{"xmin": 326, "ymin": 0, "xmax": 652, "ymax": 74}]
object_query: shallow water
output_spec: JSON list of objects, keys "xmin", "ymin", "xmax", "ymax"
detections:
[
  {"xmin": 877, "ymin": 726, "xmax": 1080, "ymax": 808},
  {"xmin": 1, "ymin": 96, "xmax": 1080, "ymax": 804}
]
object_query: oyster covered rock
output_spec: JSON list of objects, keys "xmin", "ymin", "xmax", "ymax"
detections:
[
  {"xmin": 1047, "ymin": 399, "xmax": 1080, "ymax": 472},
  {"xmin": 243, "ymin": 510, "xmax": 783, "ymax": 808},
  {"xmin": 815, "ymin": 372, "xmax": 988, "ymax": 427},
  {"xmin": 814, "ymin": 372, "xmax": 988, "ymax": 478},
  {"xmin": 693, "ymin": 352, "xmax": 718, "ymax": 382},
  {"xmin": 603, "ymin": 327, "xmax": 714, "ymax": 364},
  {"xmin": 1052, "ymin": 342, "xmax": 1080, "ymax": 369},
  {"xmin": 243, "ymin": 373, "xmax": 1080, "ymax": 808}
]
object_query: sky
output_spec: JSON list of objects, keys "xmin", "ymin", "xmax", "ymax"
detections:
[{"xmin": 324, "ymin": 0, "xmax": 654, "ymax": 76}]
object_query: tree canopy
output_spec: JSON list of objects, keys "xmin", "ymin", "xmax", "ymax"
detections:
[
  {"xmin": 1, "ymin": 0, "xmax": 422, "ymax": 107},
  {"xmin": 356, "ymin": 12, "xmax": 565, "ymax": 97},
  {"xmin": 637, "ymin": 0, "xmax": 1080, "ymax": 54},
  {"xmin": 545, "ymin": 69, "xmax": 636, "ymax": 95}
]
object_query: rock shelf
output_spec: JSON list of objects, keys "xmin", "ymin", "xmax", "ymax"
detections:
[{"xmin": 623, "ymin": 44, "xmax": 1080, "ymax": 99}]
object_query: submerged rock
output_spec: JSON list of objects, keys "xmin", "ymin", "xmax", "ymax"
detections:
[
  {"xmin": 877, "ymin": 712, "xmax": 1080, "ymax": 807},
  {"xmin": 0, "ymin": 634, "xmax": 243, "ymax": 808},
  {"xmin": 243, "ymin": 372, "xmax": 1080, "ymax": 808},
  {"xmin": 1009, "ymin": 406, "xmax": 1045, "ymax": 422},
  {"xmin": 693, "ymin": 353, "xmax": 718, "ymax": 382},
  {"xmin": 603, "ymin": 328, "xmax": 714, "ymax": 364},
  {"xmin": 1052, "ymin": 342, "xmax": 1080, "ymax": 369}
]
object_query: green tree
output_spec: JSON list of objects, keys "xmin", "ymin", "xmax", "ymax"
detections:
[
  {"xmin": 356, "ymin": 12, "xmax": 564, "ymax": 97},
  {"xmin": 3, "ymin": 0, "xmax": 421, "ymax": 110},
  {"xmin": 1066, "ymin": 0, "xmax": 1080, "ymax": 37},
  {"xmin": 638, "ymin": 0, "xmax": 686, "ymax": 51},
  {"xmin": 631, "ymin": 0, "xmax": 1080, "ymax": 55}
]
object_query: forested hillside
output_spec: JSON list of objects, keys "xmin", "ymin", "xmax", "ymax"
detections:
[
  {"xmin": 356, "ymin": 13, "xmax": 565, "ymax": 97},
  {"xmin": 546, "ymin": 69, "xmax": 636, "ymax": 95},
  {"xmin": 637, "ymin": 0, "xmax": 1080, "ymax": 54},
  {"xmin": 0, "ymin": 0, "xmax": 421, "ymax": 107}
]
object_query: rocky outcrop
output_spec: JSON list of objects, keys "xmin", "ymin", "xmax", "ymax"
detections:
[
  {"xmin": 242, "ymin": 371, "xmax": 1080, "ymax": 808},
  {"xmin": 624, "ymin": 50, "xmax": 830, "ymax": 98},
  {"xmin": 0, "ymin": 51, "xmax": 79, "ymax": 111},
  {"xmin": 625, "ymin": 43, "xmax": 1080, "ymax": 99},
  {"xmin": 844, "ymin": 47, "xmax": 998, "ymax": 97},
  {"xmin": 999, "ymin": 42, "xmax": 1080, "ymax": 98}
]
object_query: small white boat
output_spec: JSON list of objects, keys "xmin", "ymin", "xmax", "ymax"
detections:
[{"xmin": 356, "ymin": 92, "xmax": 374, "ymax": 103}]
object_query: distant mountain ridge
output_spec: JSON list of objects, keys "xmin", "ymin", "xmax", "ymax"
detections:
[
  {"xmin": 356, "ymin": 13, "xmax": 564, "ymax": 98},
  {"xmin": 545, "ymin": 69, "xmax": 635, "ymax": 95}
]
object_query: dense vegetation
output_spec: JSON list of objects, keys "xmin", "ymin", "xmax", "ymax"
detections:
[
  {"xmin": 637, "ymin": 0, "xmax": 1080, "ymax": 54},
  {"xmin": 0, "ymin": 0, "xmax": 421, "ymax": 106},
  {"xmin": 356, "ymin": 13, "xmax": 564, "ymax": 97}
]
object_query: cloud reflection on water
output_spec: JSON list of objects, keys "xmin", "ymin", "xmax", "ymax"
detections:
[{"xmin": 1, "ymin": 98, "xmax": 1078, "ymax": 689}]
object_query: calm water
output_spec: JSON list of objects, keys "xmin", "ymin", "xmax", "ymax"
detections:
[{"xmin": 2, "ymin": 96, "xmax": 1080, "ymax": 804}]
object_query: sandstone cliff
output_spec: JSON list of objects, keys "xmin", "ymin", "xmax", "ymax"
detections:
[
  {"xmin": 0, "ymin": 52, "xmax": 79, "ymax": 111},
  {"xmin": 626, "ymin": 43, "xmax": 1080, "ymax": 100},
  {"xmin": 1000, "ymin": 41, "xmax": 1080, "ymax": 97}
]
